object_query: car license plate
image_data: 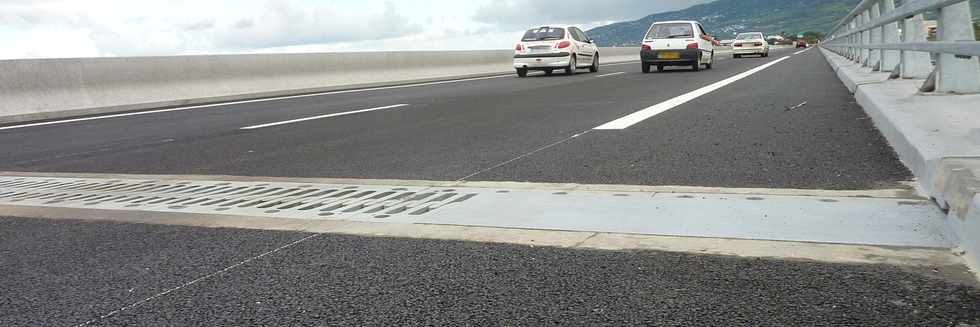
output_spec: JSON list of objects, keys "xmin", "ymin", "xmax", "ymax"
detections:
[{"xmin": 658, "ymin": 52, "xmax": 680, "ymax": 59}]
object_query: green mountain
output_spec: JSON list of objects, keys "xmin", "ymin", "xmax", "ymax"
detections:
[{"xmin": 587, "ymin": 0, "xmax": 861, "ymax": 46}]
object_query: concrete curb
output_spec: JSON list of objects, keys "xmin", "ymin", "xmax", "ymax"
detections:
[
  {"xmin": 0, "ymin": 48, "xmax": 639, "ymax": 124},
  {"xmin": 819, "ymin": 47, "xmax": 980, "ymax": 272}
]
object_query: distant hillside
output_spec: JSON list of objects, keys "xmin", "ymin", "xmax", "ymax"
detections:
[
  {"xmin": 588, "ymin": 0, "xmax": 980, "ymax": 46},
  {"xmin": 587, "ymin": 0, "xmax": 858, "ymax": 46}
]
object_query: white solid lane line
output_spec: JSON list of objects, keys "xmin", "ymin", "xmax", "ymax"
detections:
[
  {"xmin": 240, "ymin": 104, "xmax": 410, "ymax": 130},
  {"xmin": 596, "ymin": 72, "xmax": 627, "ymax": 78},
  {"xmin": 794, "ymin": 48, "xmax": 811, "ymax": 55},
  {"xmin": 594, "ymin": 56, "xmax": 791, "ymax": 130}
]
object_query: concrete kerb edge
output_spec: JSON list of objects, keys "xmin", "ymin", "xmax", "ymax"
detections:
[
  {"xmin": 820, "ymin": 48, "xmax": 890, "ymax": 93},
  {"xmin": 819, "ymin": 47, "xmax": 980, "ymax": 275},
  {"xmin": 953, "ymin": 195, "xmax": 980, "ymax": 272}
]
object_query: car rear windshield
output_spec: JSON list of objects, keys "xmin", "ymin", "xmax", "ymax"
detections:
[
  {"xmin": 522, "ymin": 28, "xmax": 565, "ymax": 41},
  {"xmin": 646, "ymin": 23, "xmax": 694, "ymax": 39},
  {"xmin": 736, "ymin": 33, "xmax": 763, "ymax": 40}
]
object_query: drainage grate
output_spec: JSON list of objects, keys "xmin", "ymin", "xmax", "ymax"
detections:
[
  {"xmin": 0, "ymin": 176, "xmax": 477, "ymax": 220},
  {"xmin": 0, "ymin": 174, "xmax": 953, "ymax": 248}
]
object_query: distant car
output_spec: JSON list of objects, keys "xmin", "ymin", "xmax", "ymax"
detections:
[
  {"xmin": 720, "ymin": 39, "xmax": 734, "ymax": 47},
  {"xmin": 513, "ymin": 26, "xmax": 599, "ymax": 77},
  {"xmin": 796, "ymin": 40, "xmax": 808, "ymax": 48},
  {"xmin": 640, "ymin": 20, "xmax": 716, "ymax": 73},
  {"xmin": 732, "ymin": 32, "xmax": 770, "ymax": 58}
]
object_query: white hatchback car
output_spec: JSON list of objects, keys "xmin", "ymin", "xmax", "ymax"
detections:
[
  {"xmin": 732, "ymin": 32, "xmax": 770, "ymax": 58},
  {"xmin": 640, "ymin": 20, "xmax": 717, "ymax": 73},
  {"xmin": 513, "ymin": 26, "xmax": 599, "ymax": 77}
]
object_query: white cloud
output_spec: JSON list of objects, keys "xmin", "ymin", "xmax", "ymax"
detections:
[
  {"xmin": 473, "ymin": 0, "xmax": 710, "ymax": 29},
  {"xmin": 0, "ymin": 0, "xmax": 710, "ymax": 59},
  {"xmin": 211, "ymin": 1, "xmax": 421, "ymax": 50}
]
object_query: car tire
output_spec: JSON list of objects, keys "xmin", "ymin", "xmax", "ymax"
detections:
[
  {"xmin": 589, "ymin": 54, "xmax": 598, "ymax": 73},
  {"xmin": 565, "ymin": 55, "xmax": 577, "ymax": 75},
  {"xmin": 544, "ymin": 69, "xmax": 553, "ymax": 76},
  {"xmin": 517, "ymin": 68, "xmax": 528, "ymax": 78},
  {"xmin": 692, "ymin": 58, "xmax": 700, "ymax": 72},
  {"xmin": 734, "ymin": 54, "xmax": 741, "ymax": 59},
  {"xmin": 657, "ymin": 64, "xmax": 664, "ymax": 72},
  {"xmin": 642, "ymin": 63, "xmax": 651, "ymax": 73},
  {"xmin": 705, "ymin": 51, "xmax": 713, "ymax": 69}
]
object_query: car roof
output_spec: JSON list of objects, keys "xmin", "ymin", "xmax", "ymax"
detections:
[
  {"xmin": 738, "ymin": 32, "xmax": 765, "ymax": 35},
  {"xmin": 525, "ymin": 25, "xmax": 576, "ymax": 30},
  {"xmin": 651, "ymin": 20, "xmax": 699, "ymax": 25}
]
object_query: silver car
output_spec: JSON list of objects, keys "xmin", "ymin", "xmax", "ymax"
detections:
[{"xmin": 732, "ymin": 32, "xmax": 770, "ymax": 58}]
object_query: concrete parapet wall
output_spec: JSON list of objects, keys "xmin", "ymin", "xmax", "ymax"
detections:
[{"xmin": 0, "ymin": 48, "xmax": 640, "ymax": 124}]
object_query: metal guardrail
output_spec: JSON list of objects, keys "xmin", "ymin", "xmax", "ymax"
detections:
[{"xmin": 823, "ymin": 0, "xmax": 980, "ymax": 93}]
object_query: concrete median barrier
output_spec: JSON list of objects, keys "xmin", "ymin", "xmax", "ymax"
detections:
[{"xmin": 0, "ymin": 48, "xmax": 639, "ymax": 124}]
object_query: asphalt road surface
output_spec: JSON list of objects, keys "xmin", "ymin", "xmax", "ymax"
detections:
[
  {"xmin": 0, "ymin": 48, "xmax": 909, "ymax": 190},
  {"xmin": 1, "ymin": 217, "xmax": 978, "ymax": 327}
]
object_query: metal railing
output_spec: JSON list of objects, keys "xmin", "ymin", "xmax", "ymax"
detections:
[{"xmin": 823, "ymin": 0, "xmax": 980, "ymax": 93}]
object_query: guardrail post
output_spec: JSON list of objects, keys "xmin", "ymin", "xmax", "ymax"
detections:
[
  {"xmin": 935, "ymin": 1, "xmax": 980, "ymax": 93},
  {"xmin": 901, "ymin": 14, "xmax": 933, "ymax": 79},
  {"xmin": 847, "ymin": 16, "xmax": 861, "ymax": 62},
  {"xmin": 869, "ymin": 2, "xmax": 882, "ymax": 70},
  {"xmin": 851, "ymin": 18, "xmax": 860, "ymax": 61},
  {"xmin": 880, "ymin": 0, "xmax": 900, "ymax": 72},
  {"xmin": 860, "ymin": 10, "xmax": 872, "ymax": 66}
]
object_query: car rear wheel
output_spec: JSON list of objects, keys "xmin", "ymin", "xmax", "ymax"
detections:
[
  {"xmin": 544, "ymin": 69, "xmax": 553, "ymax": 76},
  {"xmin": 705, "ymin": 51, "xmax": 713, "ymax": 69},
  {"xmin": 734, "ymin": 54, "xmax": 741, "ymax": 59},
  {"xmin": 657, "ymin": 64, "xmax": 664, "ymax": 72},
  {"xmin": 565, "ymin": 55, "xmax": 577, "ymax": 75},
  {"xmin": 692, "ymin": 59, "xmax": 701, "ymax": 72},
  {"xmin": 516, "ymin": 68, "xmax": 528, "ymax": 78},
  {"xmin": 589, "ymin": 54, "xmax": 598, "ymax": 73},
  {"xmin": 642, "ymin": 63, "xmax": 651, "ymax": 73}
]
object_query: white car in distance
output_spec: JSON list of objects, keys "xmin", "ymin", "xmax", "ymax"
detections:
[
  {"xmin": 513, "ymin": 26, "xmax": 599, "ymax": 77},
  {"xmin": 732, "ymin": 32, "xmax": 770, "ymax": 58}
]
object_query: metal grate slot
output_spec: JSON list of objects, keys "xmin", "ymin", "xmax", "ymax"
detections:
[{"xmin": 0, "ymin": 176, "xmax": 478, "ymax": 220}]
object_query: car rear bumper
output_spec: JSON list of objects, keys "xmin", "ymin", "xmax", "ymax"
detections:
[
  {"xmin": 514, "ymin": 52, "xmax": 570, "ymax": 59},
  {"xmin": 514, "ymin": 53, "xmax": 571, "ymax": 69},
  {"xmin": 733, "ymin": 47, "xmax": 767, "ymax": 54},
  {"xmin": 641, "ymin": 49, "xmax": 700, "ymax": 65}
]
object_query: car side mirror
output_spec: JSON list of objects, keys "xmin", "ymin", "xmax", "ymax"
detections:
[{"xmin": 588, "ymin": 39, "xmax": 595, "ymax": 44}]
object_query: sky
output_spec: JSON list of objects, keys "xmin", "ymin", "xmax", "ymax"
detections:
[{"xmin": 0, "ymin": 0, "xmax": 709, "ymax": 59}]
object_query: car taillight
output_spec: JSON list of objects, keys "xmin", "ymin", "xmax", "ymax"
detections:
[
  {"xmin": 515, "ymin": 43, "xmax": 524, "ymax": 51},
  {"xmin": 641, "ymin": 44, "xmax": 652, "ymax": 51},
  {"xmin": 556, "ymin": 41, "xmax": 571, "ymax": 49},
  {"xmin": 734, "ymin": 43, "xmax": 742, "ymax": 47},
  {"xmin": 754, "ymin": 42, "xmax": 764, "ymax": 46},
  {"xmin": 686, "ymin": 42, "xmax": 699, "ymax": 49}
]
